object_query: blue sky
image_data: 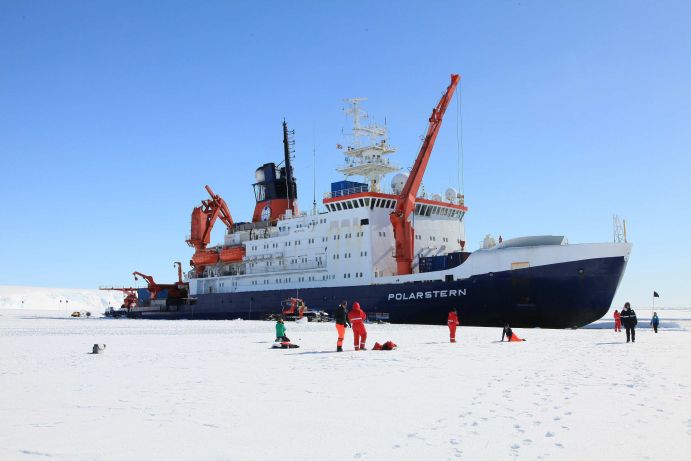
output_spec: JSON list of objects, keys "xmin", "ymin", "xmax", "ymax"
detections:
[{"xmin": 1, "ymin": 1, "xmax": 689, "ymax": 308}]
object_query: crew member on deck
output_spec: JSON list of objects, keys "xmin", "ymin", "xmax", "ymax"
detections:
[
  {"xmin": 348, "ymin": 302, "xmax": 368, "ymax": 351},
  {"xmin": 448, "ymin": 308, "xmax": 459, "ymax": 343}
]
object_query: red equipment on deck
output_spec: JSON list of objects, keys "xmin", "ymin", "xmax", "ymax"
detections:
[
  {"xmin": 389, "ymin": 74, "xmax": 461, "ymax": 275},
  {"xmin": 186, "ymin": 185, "xmax": 246, "ymax": 275}
]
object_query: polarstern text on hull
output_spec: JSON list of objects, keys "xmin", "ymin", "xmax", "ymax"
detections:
[
  {"xmin": 107, "ymin": 74, "xmax": 632, "ymax": 329},
  {"xmin": 388, "ymin": 289, "xmax": 466, "ymax": 301}
]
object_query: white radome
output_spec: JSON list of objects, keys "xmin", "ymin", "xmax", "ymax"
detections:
[
  {"xmin": 445, "ymin": 187, "xmax": 457, "ymax": 203},
  {"xmin": 432, "ymin": 193, "xmax": 442, "ymax": 202},
  {"xmin": 391, "ymin": 173, "xmax": 409, "ymax": 195}
]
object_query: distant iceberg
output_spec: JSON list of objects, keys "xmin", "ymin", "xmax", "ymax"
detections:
[{"xmin": 0, "ymin": 285, "xmax": 122, "ymax": 312}]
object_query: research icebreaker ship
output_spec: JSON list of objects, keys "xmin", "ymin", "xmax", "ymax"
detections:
[{"xmin": 119, "ymin": 75, "xmax": 631, "ymax": 328}]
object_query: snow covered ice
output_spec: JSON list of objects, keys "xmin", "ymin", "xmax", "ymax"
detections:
[{"xmin": 1, "ymin": 306, "xmax": 690, "ymax": 460}]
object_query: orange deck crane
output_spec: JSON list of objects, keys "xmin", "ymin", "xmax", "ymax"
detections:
[
  {"xmin": 389, "ymin": 74, "xmax": 460, "ymax": 275},
  {"xmin": 99, "ymin": 287, "xmax": 138, "ymax": 309},
  {"xmin": 133, "ymin": 267, "xmax": 187, "ymax": 300},
  {"xmin": 186, "ymin": 185, "xmax": 245, "ymax": 275}
]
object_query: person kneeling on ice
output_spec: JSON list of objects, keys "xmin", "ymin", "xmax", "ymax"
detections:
[
  {"xmin": 271, "ymin": 318, "xmax": 299, "ymax": 349},
  {"xmin": 348, "ymin": 302, "xmax": 367, "ymax": 351},
  {"xmin": 448, "ymin": 308, "xmax": 460, "ymax": 343},
  {"xmin": 275, "ymin": 317, "xmax": 290, "ymax": 343},
  {"xmin": 501, "ymin": 324, "xmax": 526, "ymax": 342}
]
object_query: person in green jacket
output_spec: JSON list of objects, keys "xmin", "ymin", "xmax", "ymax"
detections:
[{"xmin": 275, "ymin": 318, "xmax": 290, "ymax": 342}]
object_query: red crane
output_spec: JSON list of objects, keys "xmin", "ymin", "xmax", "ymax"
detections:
[
  {"xmin": 132, "ymin": 270, "xmax": 186, "ymax": 299},
  {"xmin": 174, "ymin": 261, "xmax": 184, "ymax": 284},
  {"xmin": 187, "ymin": 185, "xmax": 244, "ymax": 275},
  {"xmin": 389, "ymin": 74, "xmax": 460, "ymax": 275},
  {"xmin": 99, "ymin": 287, "xmax": 138, "ymax": 309},
  {"xmin": 132, "ymin": 271, "xmax": 164, "ymax": 300}
]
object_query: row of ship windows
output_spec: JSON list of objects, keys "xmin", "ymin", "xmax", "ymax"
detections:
[
  {"xmin": 414, "ymin": 204, "xmax": 464, "ymax": 219},
  {"xmin": 249, "ymin": 256, "xmax": 323, "ymax": 267},
  {"xmin": 325, "ymin": 197, "xmax": 464, "ymax": 220},
  {"xmin": 248, "ymin": 273, "xmax": 365, "ymax": 284},
  {"xmin": 326, "ymin": 197, "xmax": 395, "ymax": 212},
  {"xmin": 332, "ymin": 251, "xmax": 367, "ymax": 259},
  {"xmin": 414, "ymin": 235, "xmax": 448, "ymax": 242},
  {"xmin": 248, "ymin": 251, "xmax": 368, "ymax": 266},
  {"xmin": 250, "ymin": 232, "xmax": 369, "ymax": 252},
  {"xmin": 277, "ymin": 218, "xmax": 328, "ymax": 233},
  {"xmin": 251, "ymin": 236, "xmax": 330, "ymax": 251}
]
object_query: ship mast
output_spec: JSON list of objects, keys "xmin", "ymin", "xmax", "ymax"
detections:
[
  {"xmin": 282, "ymin": 120, "xmax": 295, "ymax": 211},
  {"xmin": 337, "ymin": 98, "xmax": 398, "ymax": 192}
]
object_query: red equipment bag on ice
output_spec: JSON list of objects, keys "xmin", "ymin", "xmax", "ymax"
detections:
[{"xmin": 372, "ymin": 341, "xmax": 397, "ymax": 350}]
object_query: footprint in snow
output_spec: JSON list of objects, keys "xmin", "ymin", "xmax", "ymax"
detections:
[
  {"xmin": 510, "ymin": 443, "xmax": 520, "ymax": 450},
  {"xmin": 353, "ymin": 452, "xmax": 366, "ymax": 459},
  {"xmin": 545, "ymin": 432, "xmax": 555, "ymax": 437}
]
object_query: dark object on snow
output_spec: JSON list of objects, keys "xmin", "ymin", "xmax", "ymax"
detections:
[
  {"xmin": 92, "ymin": 344, "xmax": 106, "ymax": 354},
  {"xmin": 271, "ymin": 342, "xmax": 299, "ymax": 349},
  {"xmin": 373, "ymin": 341, "xmax": 397, "ymax": 350}
]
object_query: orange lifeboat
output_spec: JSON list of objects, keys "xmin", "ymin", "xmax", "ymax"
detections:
[{"xmin": 220, "ymin": 246, "xmax": 245, "ymax": 263}]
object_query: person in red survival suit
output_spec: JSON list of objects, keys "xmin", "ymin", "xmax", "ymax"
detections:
[
  {"xmin": 613, "ymin": 309, "xmax": 622, "ymax": 332},
  {"xmin": 448, "ymin": 308, "xmax": 460, "ymax": 343},
  {"xmin": 348, "ymin": 302, "xmax": 368, "ymax": 351}
]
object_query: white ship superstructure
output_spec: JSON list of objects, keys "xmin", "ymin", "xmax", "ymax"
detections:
[{"xmin": 190, "ymin": 97, "xmax": 467, "ymax": 297}]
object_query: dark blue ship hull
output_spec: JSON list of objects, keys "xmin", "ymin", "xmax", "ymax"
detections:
[{"xmin": 130, "ymin": 255, "xmax": 627, "ymax": 329}]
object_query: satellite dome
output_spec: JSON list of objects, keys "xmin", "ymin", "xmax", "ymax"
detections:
[
  {"xmin": 445, "ymin": 188, "xmax": 457, "ymax": 203},
  {"xmin": 432, "ymin": 193, "xmax": 443, "ymax": 202},
  {"xmin": 391, "ymin": 173, "xmax": 409, "ymax": 195}
]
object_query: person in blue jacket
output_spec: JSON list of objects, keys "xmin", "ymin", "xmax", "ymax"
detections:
[{"xmin": 650, "ymin": 312, "xmax": 660, "ymax": 333}]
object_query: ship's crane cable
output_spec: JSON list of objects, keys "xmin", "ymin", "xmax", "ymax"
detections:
[
  {"xmin": 456, "ymin": 80, "xmax": 464, "ymax": 247},
  {"xmin": 456, "ymin": 81, "xmax": 464, "ymax": 195}
]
